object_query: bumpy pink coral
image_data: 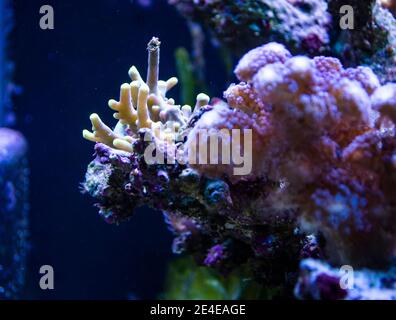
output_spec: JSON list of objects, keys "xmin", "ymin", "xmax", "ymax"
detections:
[
  {"xmin": 187, "ymin": 42, "xmax": 396, "ymax": 267},
  {"xmin": 234, "ymin": 42, "xmax": 292, "ymax": 82},
  {"xmin": 371, "ymin": 83, "xmax": 396, "ymax": 122},
  {"xmin": 223, "ymin": 82, "xmax": 267, "ymax": 114},
  {"xmin": 185, "ymin": 101, "xmax": 271, "ymax": 180}
]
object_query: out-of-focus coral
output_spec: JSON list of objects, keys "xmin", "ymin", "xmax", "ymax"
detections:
[
  {"xmin": 379, "ymin": 0, "xmax": 396, "ymax": 16},
  {"xmin": 329, "ymin": 0, "xmax": 396, "ymax": 83},
  {"xmin": 169, "ymin": 0, "xmax": 396, "ymax": 83},
  {"xmin": 175, "ymin": 46, "xmax": 208, "ymax": 106},
  {"xmin": 83, "ymin": 37, "xmax": 193, "ymax": 154},
  {"xmin": 169, "ymin": 0, "xmax": 331, "ymax": 55},
  {"xmin": 0, "ymin": 128, "xmax": 29, "ymax": 299},
  {"xmin": 295, "ymin": 259, "xmax": 396, "ymax": 300},
  {"xmin": 0, "ymin": 0, "xmax": 29, "ymax": 299},
  {"xmin": 83, "ymin": 39, "xmax": 396, "ymax": 299}
]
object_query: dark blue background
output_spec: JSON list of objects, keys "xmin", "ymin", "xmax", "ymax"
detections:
[{"xmin": 11, "ymin": 0, "xmax": 203, "ymax": 299}]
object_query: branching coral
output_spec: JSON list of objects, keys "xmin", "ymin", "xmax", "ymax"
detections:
[
  {"xmin": 82, "ymin": 38, "xmax": 396, "ymax": 299},
  {"xmin": 82, "ymin": 39, "xmax": 310, "ymax": 295},
  {"xmin": 83, "ymin": 37, "xmax": 199, "ymax": 154}
]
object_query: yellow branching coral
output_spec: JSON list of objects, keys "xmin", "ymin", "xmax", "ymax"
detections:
[
  {"xmin": 83, "ymin": 37, "xmax": 209, "ymax": 153},
  {"xmin": 108, "ymin": 83, "xmax": 138, "ymax": 130},
  {"xmin": 83, "ymin": 113, "xmax": 121, "ymax": 146}
]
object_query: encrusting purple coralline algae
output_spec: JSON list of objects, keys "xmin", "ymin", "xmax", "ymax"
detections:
[
  {"xmin": 169, "ymin": 0, "xmax": 396, "ymax": 83},
  {"xmin": 82, "ymin": 37, "xmax": 396, "ymax": 299}
]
